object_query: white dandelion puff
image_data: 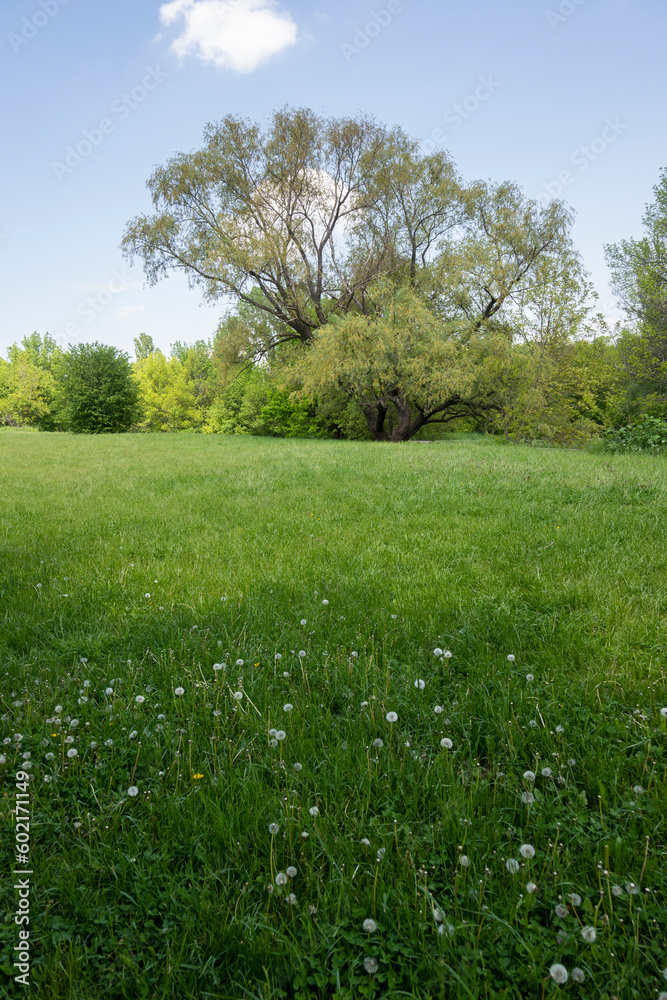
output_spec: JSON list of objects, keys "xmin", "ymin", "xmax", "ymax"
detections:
[
  {"xmin": 506, "ymin": 654, "xmax": 515, "ymax": 662},
  {"xmin": 434, "ymin": 705, "xmax": 443, "ymax": 714},
  {"xmin": 414, "ymin": 678, "xmax": 425, "ymax": 689},
  {"xmin": 235, "ymin": 659, "xmax": 244, "ymax": 666},
  {"xmin": 276, "ymin": 730, "xmax": 286, "ymax": 741},
  {"xmin": 104, "ymin": 688, "xmax": 113, "ymax": 696},
  {"xmin": 372, "ymin": 738, "xmax": 384, "ymax": 748},
  {"xmin": 523, "ymin": 770, "xmax": 536, "ymax": 782},
  {"xmin": 298, "ymin": 650, "xmax": 306, "ymax": 658},
  {"xmin": 127, "ymin": 785, "xmax": 139, "ymax": 797},
  {"xmin": 174, "ymin": 687, "xmax": 184, "ymax": 696},
  {"xmin": 274, "ymin": 653, "xmax": 282, "ymax": 661},
  {"xmin": 135, "ymin": 695, "xmax": 145, "ymax": 704},
  {"xmin": 286, "ymin": 892, "xmax": 297, "ymax": 905},
  {"xmin": 362, "ymin": 918, "xmax": 377, "ymax": 932},
  {"xmin": 275, "ymin": 872, "xmax": 287, "ymax": 886},
  {"xmin": 526, "ymin": 673, "xmax": 534, "ymax": 682},
  {"xmin": 506, "ymin": 859, "xmax": 520, "ymax": 874},
  {"xmin": 293, "ymin": 762, "xmax": 302, "ymax": 771},
  {"xmin": 521, "ymin": 791, "xmax": 535, "ymax": 804},
  {"xmin": 541, "ymin": 767, "xmax": 552, "ymax": 778},
  {"xmin": 519, "ymin": 844, "xmax": 535, "ymax": 859},
  {"xmin": 322, "ymin": 599, "xmax": 329, "ymax": 605},
  {"xmin": 433, "ymin": 648, "xmax": 443, "ymax": 657},
  {"xmin": 526, "ymin": 881, "xmax": 538, "ymax": 894},
  {"xmin": 571, "ymin": 968, "xmax": 585, "ymax": 983},
  {"xmin": 283, "ymin": 703, "xmax": 293, "ymax": 713},
  {"xmin": 459, "ymin": 855, "xmax": 469, "ymax": 867},
  {"xmin": 581, "ymin": 925, "xmax": 596, "ymax": 943},
  {"xmin": 386, "ymin": 711, "xmax": 398, "ymax": 723},
  {"xmin": 363, "ymin": 957, "xmax": 379, "ymax": 974},
  {"xmin": 233, "ymin": 691, "xmax": 243, "ymax": 701},
  {"xmin": 376, "ymin": 848, "xmax": 386, "ymax": 861},
  {"xmin": 286, "ymin": 866, "xmax": 297, "ymax": 878},
  {"xmin": 555, "ymin": 904, "xmax": 568, "ymax": 918},
  {"xmin": 67, "ymin": 748, "xmax": 78, "ymax": 758},
  {"xmin": 309, "ymin": 805, "xmax": 319, "ymax": 816},
  {"xmin": 440, "ymin": 738, "xmax": 453, "ymax": 749},
  {"xmin": 268, "ymin": 823, "xmax": 280, "ymax": 835},
  {"xmin": 568, "ymin": 892, "xmax": 582, "ymax": 907},
  {"xmin": 549, "ymin": 964, "xmax": 568, "ymax": 984}
]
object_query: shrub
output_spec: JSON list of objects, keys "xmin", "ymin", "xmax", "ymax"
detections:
[{"xmin": 602, "ymin": 414, "xmax": 667, "ymax": 453}]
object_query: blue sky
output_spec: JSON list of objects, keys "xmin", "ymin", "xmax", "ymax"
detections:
[{"xmin": 1, "ymin": 0, "xmax": 665, "ymax": 358}]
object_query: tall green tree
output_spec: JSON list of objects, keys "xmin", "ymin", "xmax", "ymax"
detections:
[
  {"xmin": 605, "ymin": 168, "xmax": 667, "ymax": 415},
  {"xmin": 122, "ymin": 107, "xmax": 576, "ymax": 441},
  {"xmin": 61, "ymin": 343, "xmax": 139, "ymax": 433},
  {"xmin": 134, "ymin": 333, "xmax": 156, "ymax": 360},
  {"xmin": 0, "ymin": 333, "xmax": 63, "ymax": 428}
]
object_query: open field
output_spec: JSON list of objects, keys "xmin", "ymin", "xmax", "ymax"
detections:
[{"xmin": 1, "ymin": 431, "xmax": 666, "ymax": 1000}]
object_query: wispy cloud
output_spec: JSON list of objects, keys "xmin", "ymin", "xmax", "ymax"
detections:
[
  {"xmin": 116, "ymin": 305, "xmax": 147, "ymax": 320},
  {"xmin": 158, "ymin": 0, "xmax": 298, "ymax": 73}
]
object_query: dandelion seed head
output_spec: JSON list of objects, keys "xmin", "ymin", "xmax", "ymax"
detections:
[
  {"xmin": 268, "ymin": 823, "xmax": 280, "ymax": 835},
  {"xmin": 376, "ymin": 848, "xmax": 386, "ymax": 861},
  {"xmin": 459, "ymin": 855, "xmax": 469, "ymax": 867},
  {"xmin": 361, "ymin": 837, "xmax": 371, "ymax": 846},
  {"xmin": 506, "ymin": 654, "xmax": 515, "ymax": 662},
  {"xmin": 523, "ymin": 770, "xmax": 536, "ymax": 782},
  {"xmin": 104, "ymin": 688, "xmax": 113, "ymax": 696},
  {"xmin": 526, "ymin": 881, "xmax": 538, "ymax": 894},
  {"xmin": 568, "ymin": 892, "xmax": 582, "ymax": 907},
  {"xmin": 571, "ymin": 968, "xmax": 585, "ymax": 983},
  {"xmin": 362, "ymin": 918, "xmax": 376, "ymax": 932},
  {"xmin": 440, "ymin": 738, "xmax": 453, "ymax": 749},
  {"xmin": 549, "ymin": 964, "xmax": 568, "ymax": 984},
  {"xmin": 526, "ymin": 673, "xmax": 534, "ymax": 682},
  {"xmin": 581, "ymin": 925, "xmax": 596, "ymax": 943},
  {"xmin": 274, "ymin": 653, "xmax": 282, "ymax": 661},
  {"xmin": 233, "ymin": 691, "xmax": 243, "ymax": 701},
  {"xmin": 506, "ymin": 858, "xmax": 520, "ymax": 874},
  {"xmin": 434, "ymin": 705, "xmax": 443, "ymax": 714},
  {"xmin": 298, "ymin": 650, "xmax": 306, "ymax": 658},
  {"xmin": 322, "ymin": 599, "xmax": 329, "ymax": 605},
  {"xmin": 414, "ymin": 678, "xmax": 425, "ymax": 689},
  {"xmin": 283, "ymin": 703, "xmax": 293, "ymax": 713},
  {"xmin": 519, "ymin": 844, "xmax": 535, "ymax": 859},
  {"xmin": 555, "ymin": 904, "xmax": 568, "ymax": 918},
  {"xmin": 127, "ymin": 785, "xmax": 138, "ymax": 797},
  {"xmin": 286, "ymin": 866, "xmax": 297, "ymax": 878},
  {"xmin": 541, "ymin": 767, "xmax": 552, "ymax": 778},
  {"xmin": 433, "ymin": 647, "xmax": 443, "ymax": 657},
  {"xmin": 309, "ymin": 806, "xmax": 319, "ymax": 816},
  {"xmin": 235, "ymin": 659, "xmax": 244, "ymax": 666},
  {"xmin": 174, "ymin": 687, "xmax": 184, "ymax": 696},
  {"xmin": 135, "ymin": 695, "xmax": 145, "ymax": 704},
  {"xmin": 372, "ymin": 738, "xmax": 383, "ymax": 748},
  {"xmin": 293, "ymin": 762, "xmax": 302, "ymax": 771},
  {"xmin": 275, "ymin": 872, "xmax": 287, "ymax": 886},
  {"xmin": 276, "ymin": 730, "xmax": 286, "ymax": 741},
  {"xmin": 386, "ymin": 711, "xmax": 398, "ymax": 723},
  {"xmin": 521, "ymin": 791, "xmax": 535, "ymax": 804},
  {"xmin": 363, "ymin": 957, "xmax": 379, "ymax": 974},
  {"xmin": 67, "ymin": 748, "xmax": 78, "ymax": 758},
  {"xmin": 660, "ymin": 707, "xmax": 667, "ymax": 718},
  {"xmin": 286, "ymin": 892, "xmax": 297, "ymax": 904}
]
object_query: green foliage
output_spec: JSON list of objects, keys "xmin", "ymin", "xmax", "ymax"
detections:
[
  {"xmin": 0, "ymin": 333, "xmax": 64, "ymax": 429},
  {"xmin": 133, "ymin": 350, "xmax": 202, "ymax": 431},
  {"xmin": 133, "ymin": 332, "xmax": 156, "ymax": 360},
  {"xmin": 602, "ymin": 414, "xmax": 667, "ymax": 453},
  {"xmin": 605, "ymin": 168, "xmax": 667, "ymax": 412},
  {"xmin": 61, "ymin": 342, "xmax": 139, "ymax": 433}
]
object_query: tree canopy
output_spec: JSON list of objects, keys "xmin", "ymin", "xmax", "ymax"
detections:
[{"xmin": 122, "ymin": 107, "xmax": 587, "ymax": 441}]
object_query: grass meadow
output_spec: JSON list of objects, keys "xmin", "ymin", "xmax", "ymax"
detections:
[{"xmin": 0, "ymin": 430, "xmax": 666, "ymax": 1000}]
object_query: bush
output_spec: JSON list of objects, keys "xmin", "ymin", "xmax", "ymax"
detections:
[
  {"xmin": 602, "ymin": 414, "xmax": 667, "ymax": 453},
  {"xmin": 61, "ymin": 343, "xmax": 139, "ymax": 433}
]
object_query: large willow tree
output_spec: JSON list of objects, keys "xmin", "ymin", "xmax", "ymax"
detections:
[{"xmin": 122, "ymin": 107, "xmax": 585, "ymax": 441}]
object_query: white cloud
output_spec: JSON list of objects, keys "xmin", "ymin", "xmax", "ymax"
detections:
[
  {"xmin": 116, "ymin": 305, "xmax": 147, "ymax": 320},
  {"xmin": 158, "ymin": 0, "xmax": 298, "ymax": 73}
]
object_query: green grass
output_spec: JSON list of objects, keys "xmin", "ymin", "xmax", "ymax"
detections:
[{"xmin": 0, "ymin": 431, "xmax": 666, "ymax": 1000}]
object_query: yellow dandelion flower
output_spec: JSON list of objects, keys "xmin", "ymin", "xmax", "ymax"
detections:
[{"xmin": 192, "ymin": 773, "xmax": 204, "ymax": 780}]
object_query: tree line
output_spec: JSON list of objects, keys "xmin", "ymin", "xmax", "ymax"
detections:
[{"xmin": 2, "ymin": 108, "xmax": 665, "ymax": 442}]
